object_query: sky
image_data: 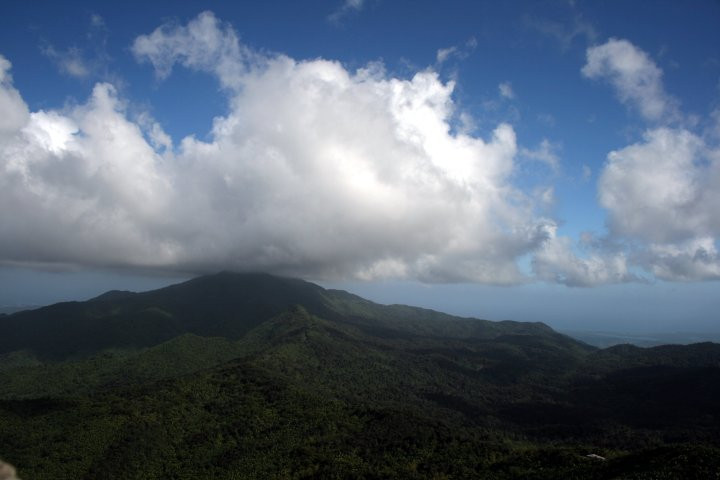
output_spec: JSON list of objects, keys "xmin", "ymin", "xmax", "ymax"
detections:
[{"xmin": 0, "ymin": 0, "xmax": 719, "ymax": 333}]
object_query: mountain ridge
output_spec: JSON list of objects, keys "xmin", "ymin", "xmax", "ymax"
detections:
[
  {"xmin": 0, "ymin": 271, "xmax": 584, "ymax": 360},
  {"xmin": 0, "ymin": 271, "xmax": 718, "ymax": 479}
]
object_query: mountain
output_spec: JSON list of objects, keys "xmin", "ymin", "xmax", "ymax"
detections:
[
  {"xmin": 0, "ymin": 271, "xmax": 574, "ymax": 361},
  {"xmin": 0, "ymin": 272, "xmax": 333, "ymax": 360},
  {"xmin": 562, "ymin": 329, "xmax": 720, "ymax": 348},
  {"xmin": 0, "ymin": 272, "xmax": 719, "ymax": 479},
  {"xmin": 0, "ymin": 305, "xmax": 38, "ymax": 315}
]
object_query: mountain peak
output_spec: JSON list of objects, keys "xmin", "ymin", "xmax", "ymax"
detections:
[
  {"xmin": 90, "ymin": 290, "xmax": 137, "ymax": 302},
  {"xmin": 0, "ymin": 271, "xmax": 590, "ymax": 361}
]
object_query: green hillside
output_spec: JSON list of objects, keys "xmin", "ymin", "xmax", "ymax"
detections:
[{"xmin": 0, "ymin": 272, "xmax": 718, "ymax": 478}]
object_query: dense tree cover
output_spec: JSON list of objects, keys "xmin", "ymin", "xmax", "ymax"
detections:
[{"xmin": 0, "ymin": 273, "xmax": 718, "ymax": 478}]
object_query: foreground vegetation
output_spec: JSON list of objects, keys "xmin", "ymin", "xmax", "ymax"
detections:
[{"xmin": 1, "ymin": 273, "xmax": 718, "ymax": 478}]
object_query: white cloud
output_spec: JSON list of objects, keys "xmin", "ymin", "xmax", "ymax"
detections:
[
  {"xmin": 328, "ymin": 0, "xmax": 366, "ymax": 24},
  {"xmin": 537, "ymin": 186, "xmax": 554, "ymax": 206},
  {"xmin": 498, "ymin": 82, "xmax": 515, "ymax": 100},
  {"xmin": 436, "ymin": 38, "xmax": 476, "ymax": 65},
  {"xmin": 40, "ymin": 15, "xmax": 110, "ymax": 80},
  {"xmin": 599, "ymin": 128, "xmax": 716, "ymax": 243},
  {"xmin": 11, "ymin": 15, "xmax": 717, "ymax": 286},
  {"xmin": 585, "ymin": 38, "xmax": 720, "ymax": 282},
  {"xmin": 90, "ymin": 14, "xmax": 105, "ymax": 28},
  {"xmin": 709, "ymin": 108, "xmax": 720, "ymax": 139},
  {"xmin": 0, "ymin": 13, "xmax": 562, "ymax": 285},
  {"xmin": 532, "ymin": 224, "xmax": 637, "ymax": 287},
  {"xmin": 0, "ymin": 78, "xmax": 175, "ymax": 268},
  {"xmin": 521, "ymin": 139, "xmax": 560, "ymax": 171},
  {"xmin": 136, "ymin": 112, "xmax": 172, "ymax": 152},
  {"xmin": 17, "ymin": 13, "xmax": 718, "ymax": 287},
  {"xmin": 646, "ymin": 238, "xmax": 720, "ymax": 281},
  {"xmin": 598, "ymin": 127, "xmax": 720, "ymax": 280},
  {"xmin": 0, "ymin": 57, "xmax": 30, "ymax": 134},
  {"xmin": 131, "ymin": 11, "xmax": 252, "ymax": 90},
  {"xmin": 582, "ymin": 38, "xmax": 679, "ymax": 122},
  {"xmin": 42, "ymin": 46, "xmax": 91, "ymax": 78},
  {"xmin": 340, "ymin": 0, "xmax": 365, "ymax": 10},
  {"xmin": 436, "ymin": 47, "xmax": 457, "ymax": 64}
]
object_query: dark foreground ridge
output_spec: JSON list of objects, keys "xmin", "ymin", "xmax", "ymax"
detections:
[{"xmin": 1, "ymin": 272, "xmax": 719, "ymax": 479}]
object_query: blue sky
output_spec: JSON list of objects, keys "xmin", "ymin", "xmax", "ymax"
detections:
[{"xmin": 0, "ymin": 0, "xmax": 719, "ymax": 332}]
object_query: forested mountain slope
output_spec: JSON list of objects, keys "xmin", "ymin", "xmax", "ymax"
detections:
[{"xmin": 1, "ymin": 272, "xmax": 718, "ymax": 479}]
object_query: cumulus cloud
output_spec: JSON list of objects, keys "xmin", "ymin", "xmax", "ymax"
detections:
[
  {"xmin": 582, "ymin": 37, "xmax": 720, "ymax": 282},
  {"xmin": 597, "ymin": 127, "xmax": 720, "ymax": 280},
  {"xmin": 645, "ymin": 238, "xmax": 720, "ymax": 281},
  {"xmin": 0, "ymin": 12, "xmax": 570, "ymax": 284},
  {"xmin": 16, "ymin": 13, "xmax": 717, "ymax": 287},
  {"xmin": 599, "ymin": 128, "xmax": 715, "ymax": 243},
  {"xmin": 0, "ymin": 78, "xmax": 175, "ymax": 268},
  {"xmin": 532, "ymin": 223, "xmax": 636, "ymax": 287},
  {"xmin": 582, "ymin": 38, "xmax": 679, "ymax": 122},
  {"xmin": 0, "ymin": 57, "xmax": 29, "ymax": 134}
]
